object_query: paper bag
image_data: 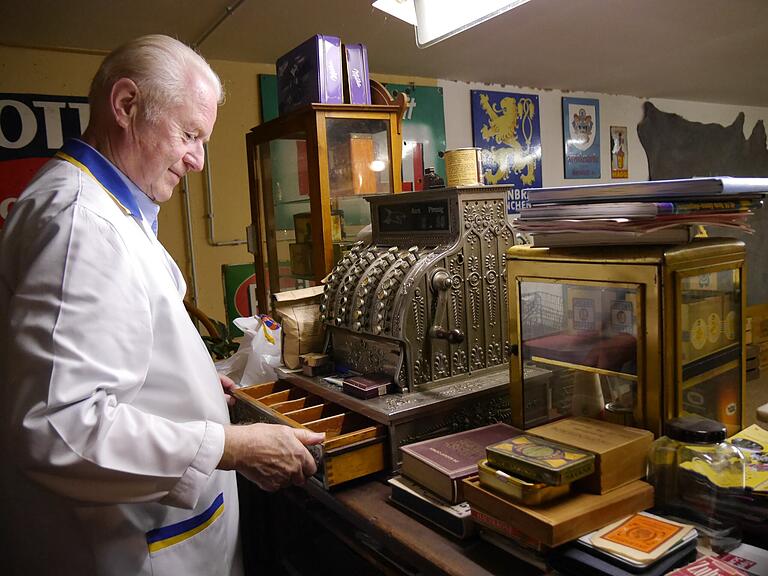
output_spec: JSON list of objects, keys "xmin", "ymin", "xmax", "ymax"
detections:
[{"xmin": 272, "ymin": 286, "xmax": 325, "ymax": 369}]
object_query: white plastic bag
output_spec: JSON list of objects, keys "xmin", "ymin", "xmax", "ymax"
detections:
[{"xmin": 215, "ymin": 314, "xmax": 282, "ymax": 386}]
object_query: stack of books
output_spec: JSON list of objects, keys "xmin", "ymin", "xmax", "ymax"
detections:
[
  {"xmin": 462, "ymin": 418, "xmax": 658, "ymax": 567},
  {"xmin": 388, "ymin": 422, "xmax": 520, "ymax": 539},
  {"xmin": 516, "ymin": 177, "xmax": 768, "ymax": 247}
]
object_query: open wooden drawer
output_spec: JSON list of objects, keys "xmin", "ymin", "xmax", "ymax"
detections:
[{"xmin": 232, "ymin": 380, "xmax": 388, "ymax": 489}]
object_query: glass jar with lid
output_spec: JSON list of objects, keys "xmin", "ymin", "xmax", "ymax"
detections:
[{"xmin": 647, "ymin": 416, "xmax": 745, "ymax": 552}]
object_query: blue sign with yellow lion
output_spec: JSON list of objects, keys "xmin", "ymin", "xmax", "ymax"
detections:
[{"xmin": 470, "ymin": 89, "xmax": 542, "ymax": 215}]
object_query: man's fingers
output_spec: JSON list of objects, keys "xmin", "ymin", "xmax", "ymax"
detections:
[
  {"xmin": 292, "ymin": 428, "xmax": 325, "ymax": 446},
  {"xmin": 300, "ymin": 449, "xmax": 318, "ymax": 477}
]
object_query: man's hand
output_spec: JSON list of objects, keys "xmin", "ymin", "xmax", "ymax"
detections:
[
  {"xmin": 219, "ymin": 373, "xmax": 237, "ymax": 407},
  {"xmin": 219, "ymin": 424, "xmax": 325, "ymax": 491}
]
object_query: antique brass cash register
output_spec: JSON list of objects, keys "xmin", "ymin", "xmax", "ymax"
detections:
[
  {"xmin": 235, "ymin": 185, "xmax": 552, "ymax": 483},
  {"xmin": 321, "ymin": 185, "xmax": 516, "ymax": 391}
]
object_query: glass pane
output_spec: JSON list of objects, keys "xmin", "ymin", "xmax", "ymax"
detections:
[
  {"xmin": 680, "ymin": 269, "xmax": 742, "ymax": 435},
  {"xmin": 325, "ymin": 117, "xmax": 392, "ymax": 245},
  {"xmin": 259, "ymin": 134, "xmax": 318, "ymax": 300},
  {"xmin": 519, "ymin": 280, "xmax": 640, "ymax": 428}
]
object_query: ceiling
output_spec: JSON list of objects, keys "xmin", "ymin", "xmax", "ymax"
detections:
[{"xmin": 3, "ymin": 0, "xmax": 767, "ymax": 107}]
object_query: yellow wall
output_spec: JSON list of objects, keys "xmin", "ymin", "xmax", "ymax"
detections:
[{"xmin": 0, "ymin": 45, "xmax": 435, "ymax": 325}]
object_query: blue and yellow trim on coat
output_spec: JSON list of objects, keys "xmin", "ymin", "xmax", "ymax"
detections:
[
  {"xmin": 55, "ymin": 138, "xmax": 140, "ymax": 217},
  {"xmin": 146, "ymin": 492, "xmax": 224, "ymax": 553}
]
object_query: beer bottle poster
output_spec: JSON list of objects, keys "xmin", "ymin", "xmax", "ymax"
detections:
[
  {"xmin": 610, "ymin": 125, "xmax": 629, "ymax": 178},
  {"xmin": 562, "ymin": 96, "xmax": 600, "ymax": 179},
  {"xmin": 0, "ymin": 93, "xmax": 89, "ymax": 228}
]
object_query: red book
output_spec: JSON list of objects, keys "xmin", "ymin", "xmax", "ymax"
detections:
[{"xmin": 399, "ymin": 423, "xmax": 521, "ymax": 504}]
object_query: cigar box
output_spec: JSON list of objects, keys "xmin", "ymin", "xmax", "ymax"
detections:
[
  {"xmin": 232, "ymin": 380, "xmax": 387, "ymax": 489},
  {"xmin": 528, "ymin": 417, "xmax": 653, "ymax": 494},
  {"xmin": 486, "ymin": 434, "xmax": 595, "ymax": 486},
  {"xmin": 462, "ymin": 477, "xmax": 654, "ymax": 548}
]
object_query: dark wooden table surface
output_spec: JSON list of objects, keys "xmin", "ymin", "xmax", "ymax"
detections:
[{"xmin": 238, "ymin": 473, "xmax": 545, "ymax": 576}]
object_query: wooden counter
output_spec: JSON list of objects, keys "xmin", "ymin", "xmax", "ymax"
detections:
[{"xmin": 238, "ymin": 474, "xmax": 546, "ymax": 576}]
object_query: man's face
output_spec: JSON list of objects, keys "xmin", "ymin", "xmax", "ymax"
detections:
[{"xmin": 129, "ymin": 72, "xmax": 218, "ymax": 203}]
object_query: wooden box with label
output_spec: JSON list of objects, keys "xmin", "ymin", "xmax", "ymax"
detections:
[
  {"xmin": 528, "ymin": 417, "xmax": 653, "ymax": 494},
  {"xmin": 232, "ymin": 380, "xmax": 387, "ymax": 489}
]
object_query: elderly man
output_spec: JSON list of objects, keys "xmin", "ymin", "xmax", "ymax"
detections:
[{"xmin": 0, "ymin": 35, "xmax": 323, "ymax": 575}]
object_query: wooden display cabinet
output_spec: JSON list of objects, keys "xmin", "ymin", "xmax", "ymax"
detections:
[
  {"xmin": 506, "ymin": 238, "xmax": 747, "ymax": 437},
  {"xmin": 245, "ymin": 104, "xmax": 403, "ymax": 313}
]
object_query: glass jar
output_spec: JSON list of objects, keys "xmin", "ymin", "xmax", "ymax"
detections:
[{"xmin": 647, "ymin": 416, "xmax": 745, "ymax": 552}]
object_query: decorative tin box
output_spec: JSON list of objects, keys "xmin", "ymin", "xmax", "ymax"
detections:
[
  {"xmin": 276, "ymin": 34, "xmax": 343, "ymax": 116},
  {"xmin": 343, "ymin": 43, "xmax": 371, "ymax": 105},
  {"xmin": 232, "ymin": 380, "xmax": 387, "ymax": 488}
]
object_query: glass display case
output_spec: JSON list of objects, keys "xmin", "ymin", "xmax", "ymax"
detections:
[
  {"xmin": 506, "ymin": 239, "xmax": 746, "ymax": 437},
  {"xmin": 246, "ymin": 104, "xmax": 403, "ymax": 312}
]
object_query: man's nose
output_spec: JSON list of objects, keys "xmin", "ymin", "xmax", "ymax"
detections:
[{"xmin": 184, "ymin": 141, "xmax": 205, "ymax": 172}]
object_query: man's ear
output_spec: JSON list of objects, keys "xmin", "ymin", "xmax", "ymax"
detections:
[{"xmin": 110, "ymin": 78, "xmax": 140, "ymax": 129}]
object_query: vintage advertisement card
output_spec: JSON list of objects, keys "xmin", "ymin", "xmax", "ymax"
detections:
[
  {"xmin": 591, "ymin": 512, "xmax": 693, "ymax": 564},
  {"xmin": 562, "ymin": 96, "xmax": 600, "ymax": 179},
  {"xmin": 610, "ymin": 125, "xmax": 629, "ymax": 178}
]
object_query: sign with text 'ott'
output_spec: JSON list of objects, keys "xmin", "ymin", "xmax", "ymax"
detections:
[{"xmin": 0, "ymin": 93, "xmax": 89, "ymax": 228}]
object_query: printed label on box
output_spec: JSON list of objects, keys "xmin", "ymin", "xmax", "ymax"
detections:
[{"xmin": 572, "ymin": 298, "xmax": 595, "ymax": 331}]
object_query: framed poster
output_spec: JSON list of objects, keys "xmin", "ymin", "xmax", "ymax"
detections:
[
  {"xmin": 385, "ymin": 83, "xmax": 447, "ymax": 191},
  {"xmin": 610, "ymin": 125, "xmax": 629, "ymax": 178},
  {"xmin": 470, "ymin": 90, "xmax": 542, "ymax": 216},
  {"xmin": 0, "ymin": 93, "xmax": 89, "ymax": 228},
  {"xmin": 562, "ymin": 97, "xmax": 600, "ymax": 179}
]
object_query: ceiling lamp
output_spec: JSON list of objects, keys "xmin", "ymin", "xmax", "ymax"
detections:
[{"xmin": 373, "ymin": 0, "xmax": 532, "ymax": 48}]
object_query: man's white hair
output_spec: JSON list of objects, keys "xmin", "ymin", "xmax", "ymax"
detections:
[{"xmin": 89, "ymin": 34, "xmax": 224, "ymax": 124}]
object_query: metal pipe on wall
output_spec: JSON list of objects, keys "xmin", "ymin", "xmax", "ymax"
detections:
[{"xmin": 176, "ymin": 0, "xmax": 248, "ymax": 307}]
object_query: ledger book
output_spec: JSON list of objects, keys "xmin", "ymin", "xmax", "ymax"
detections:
[{"xmin": 399, "ymin": 423, "xmax": 520, "ymax": 504}]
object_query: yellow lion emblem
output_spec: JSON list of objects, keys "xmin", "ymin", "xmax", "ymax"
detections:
[{"xmin": 479, "ymin": 93, "xmax": 538, "ymax": 186}]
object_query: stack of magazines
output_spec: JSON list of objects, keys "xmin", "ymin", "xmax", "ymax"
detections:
[{"xmin": 516, "ymin": 177, "xmax": 768, "ymax": 247}]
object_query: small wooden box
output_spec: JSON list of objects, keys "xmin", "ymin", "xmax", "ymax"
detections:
[
  {"xmin": 462, "ymin": 476, "xmax": 654, "ymax": 548},
  {"xmin": 232, "ymin": 380, "xmax": 387, "ymax": 489},
  {"xmin": 528, "ymin": 417, "xmax": 653, "ymax": 494}
]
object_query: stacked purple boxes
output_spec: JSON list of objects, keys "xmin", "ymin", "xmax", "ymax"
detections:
[
  {"xmin": 276, "ymin": 35, "xmax": 343, "ymax": 116},
  {"xmin": 343, "ymin": 43, "xmax": 371, "ymax": 105}
]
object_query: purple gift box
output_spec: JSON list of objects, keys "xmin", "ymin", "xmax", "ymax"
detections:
[
  {"xmin": 276, "ymin": 34, "xmax": 343, "ymax": 116},
  {"xmin": 343, "ymin": 43, "xmax": 371, "ymax": 105}
]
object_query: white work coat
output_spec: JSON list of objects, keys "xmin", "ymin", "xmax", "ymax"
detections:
[{"xmin": 0, "ymin": 141, "xmax": 243, "ymax": 576}]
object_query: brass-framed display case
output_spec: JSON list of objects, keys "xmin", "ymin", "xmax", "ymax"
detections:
[
  {"xmin": 246, "ymin": 104, "xmax": 403, "ymax": 313},
  {"xmin": 506, "ymin": 238, "xmax": 746, "ymax": 437}
]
